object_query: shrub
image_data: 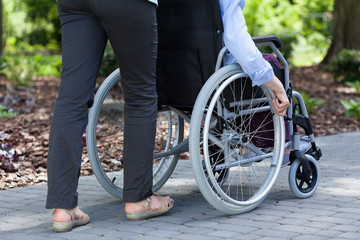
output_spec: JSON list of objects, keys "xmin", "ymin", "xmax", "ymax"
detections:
[
  {"xmin": 3, "ymin": 56, "xmax": 35, "ymax": 87},
  {"xmin": 341, "ymin": 99, "xmax": 360, "ymax": 121},
  {"xmin": 328, "ymin": 49, "xmax": 360, "ymax": 83},
  {"xmin": 277, "ymin": 31, "xmax": 299, "ymax": 61},
  {"xmin": 98, "ymin": 43, "xmax": 118, "ymax": 77},
  {"xmin": 244, "ymin": 0, "xmax": 301, "ymax": 37},
  {"xmin": 33, "ymin": 54, "xmax": 62, "ymax": 77},
  {"xmin": 258, "ymin": 30, "xmax": 298, "ymax": 62},
  {"xmin": 0, "ymin": 56, "xmax": 8, "ymax": 75},
  {"xmin": 299, "ymin": 92, "xmax": 325, "ymax": 114},
  {"xmin": 0, "ymin": 105, "xmax": 18, "ymax": 119},
  {"xmin": 345, "ymin": 81, "xmax": 360, "ymax": 94}
]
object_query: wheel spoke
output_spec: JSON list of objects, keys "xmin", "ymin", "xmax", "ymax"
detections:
[
  {"xmin": 190, "ymin": 65, "xmax": 284, "ymax": 213},
  {"xmin": 87, "ymin": 70, "xmax": 184, "ymax": 199}
]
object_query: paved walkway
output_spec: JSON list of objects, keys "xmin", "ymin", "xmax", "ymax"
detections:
[{"xmin": 1, "ymin": 131, "xmax": 360, "ymax": 240}]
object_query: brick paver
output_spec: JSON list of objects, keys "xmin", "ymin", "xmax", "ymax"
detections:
[{"xmin": 1, "ymin": 131, "xmax": 360, "ymax": 239}]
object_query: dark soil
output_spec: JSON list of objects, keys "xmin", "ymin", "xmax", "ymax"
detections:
[{"xmin": 1, "ymin": 65, "xmax": 360, "ymax": 190}]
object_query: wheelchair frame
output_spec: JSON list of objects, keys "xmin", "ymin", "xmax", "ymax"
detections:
[{"xmin": 86, "ymin": 35, "xmax": 322, "ymax": 214}]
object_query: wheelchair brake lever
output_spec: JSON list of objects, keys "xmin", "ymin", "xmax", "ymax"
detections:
[{"xmin": 286, "ymin": 83, "xmax": 293, "ymax": 103}]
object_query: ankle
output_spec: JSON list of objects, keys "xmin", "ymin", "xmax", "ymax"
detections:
[
  {"xmin": 125, "ymin": 200, "xmax": 149, "ymax": 212},
  {"xmin": 125, "ymin": 203, "xmax": 132, "ymax": 212},
  {"xmin": 53, "ymin": 209, "xmax": 72, "ymax": 222}
]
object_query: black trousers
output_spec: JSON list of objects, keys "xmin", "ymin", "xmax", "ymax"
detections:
[{"xmin": 46, "ymin": 0, "xmax": 157, "ymax": 209}]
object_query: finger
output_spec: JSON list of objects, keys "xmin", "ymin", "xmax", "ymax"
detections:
[
  {"xmin": 273, "ymin": 98, "xmax": 282, "ymax": 110},
  {"xmin": 272, "ymin": 99, "xmax": 281, "ymax": 115},
  {"xmin": 275, "ymin": 97, "xmax": 290, "ymax": 110},
  {"xmin": 272, "ymin": 98, "xmax": 287, "ymax": 116}
]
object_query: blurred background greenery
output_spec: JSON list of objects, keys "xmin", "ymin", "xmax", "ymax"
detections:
[
  {"xmin": 0, "ymin": 0, "xmax": 359, "ymax": 86},
  {"xmin": 244, "ymin": 0, "xmax": 334, "ymax": 66},
  {"xmin": 0, "ymin": 0, "xmax": 359, "ymax": 123}
]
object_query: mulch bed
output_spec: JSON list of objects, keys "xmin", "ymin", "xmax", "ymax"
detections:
[
  {"xmin": 291, "ymin": 66, "xmax": 360, "ymax": 136},
  {"xmin": 1, "ymin": 65, "xmax": 360, "ymax": 190}
]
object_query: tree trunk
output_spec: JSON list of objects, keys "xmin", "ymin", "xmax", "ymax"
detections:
[{"xmin": 322, "ymin": 0, "xmax": 360, "ymax": 64}]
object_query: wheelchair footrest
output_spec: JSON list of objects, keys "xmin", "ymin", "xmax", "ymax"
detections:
[{"xmin": 307, "ymin": 146, "xmax": 322, "ymax": 161}]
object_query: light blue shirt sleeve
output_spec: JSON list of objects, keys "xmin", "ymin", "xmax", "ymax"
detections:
[
  {"xmin": 219, "ymin": 0, "xmax": 274, "ymax": 86},
  {"xmin": 148, "ymin": 0, "xmax": 157, "ymax": 6}
]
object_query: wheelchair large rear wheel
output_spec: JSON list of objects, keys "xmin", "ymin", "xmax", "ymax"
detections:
[
  {"xmin": 189, "ymin": 64, "xmax": 285, "ymax": 214},
  {"xmin": 86, "ymin": 69, "xmax": 183, "ymax": 200}
]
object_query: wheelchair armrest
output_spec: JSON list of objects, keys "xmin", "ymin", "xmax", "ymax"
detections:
[{"xmin": 252, "ymin": 35, "xmax": 282, "ymax": 49}]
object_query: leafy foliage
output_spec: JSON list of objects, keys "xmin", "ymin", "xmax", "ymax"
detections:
[
  {"xmin": 3, "ymin": 0, "xmax": 60, "ymax": 50},
  {"xmin": 32, "ymin": 54, "xmax": 62, "ymax": 77},
  {"xmin": 341, "ymin": 99, "xmax": 360, "ymax": 121},
  {"xmin": 328, "ymin": 49, "xmax": 360, "ymax": 83},
  {"xmin": 258, "ymin": 30, "xmax": 298, "ymax": 61},
  {"xmin": 299, "ymin": 92, "xmax": 325, "ymax": 114},
  {"xmin": 298, "ymin": 0, "xmax": 334, "ymax": 49},
  {"xmin": 2, "ymin": 0, "xmax": 336, "ymax": 76},
  {"xmin": 0, "ymin": 105, "xmax": 18, "ymax": 119},
  {"xmin": 98, "ymin": 43, "xmax": 118, "ymax": 77},
  {"xmin": 0, "ymin": 56, "xmax": 8, "ymax": 75},
  {"xmin": 276, "ymin": 31, "xmax": 298, "ymax": 60},
  {"xmin": 345, "ymin": 81, "xmax": 360, "ymax": 94},
  {"xmin": 2, "ymin": 54, "xmax": 61, "ymax": 86},
  {"xmin": 244, "ymin": 0, "xmax": 302, "ymax": 37},
  {"xmin": 243, "ymin": 0, "xmax": 333, "ymax": 64},
  {"xmin": 22, "ymin": 0, "xmax": 60, "ymax": 47},
  {"xmin": 3, "ymin": 56, "xmax": 35, "ymax": 87}
]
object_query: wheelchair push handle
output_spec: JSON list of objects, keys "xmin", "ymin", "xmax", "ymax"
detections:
[{"xmin": 252, "ymin": 35, "xmax": 283, "ymax": 49}]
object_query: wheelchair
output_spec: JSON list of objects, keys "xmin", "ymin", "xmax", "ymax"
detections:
[{"xmin": 86, "ymin": 0, "xmax": 322, "ymax": 214}]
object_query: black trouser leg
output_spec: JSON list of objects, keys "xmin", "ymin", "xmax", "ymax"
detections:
[
  {"xmin": 46, "ymin": 9, "xmax": 107, "ymax": 209},
  {"xmin": 91, "ymin": 0, "xmax": 158, "ymax": 202},
  {"xmin": 46, "ymin": 0, "xmax": 158, "ymax": 208}
]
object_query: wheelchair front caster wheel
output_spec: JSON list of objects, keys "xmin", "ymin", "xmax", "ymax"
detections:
[{"xmin": 288, "ymin": 154, "xmax": 320, "ymax": 198}]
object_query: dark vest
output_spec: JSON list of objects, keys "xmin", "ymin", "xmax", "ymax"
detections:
[{"xmin": 156, "ymin": 0, "xmax": 224, "ymax": 108}]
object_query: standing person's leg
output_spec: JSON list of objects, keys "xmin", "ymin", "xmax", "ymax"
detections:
[
  {"xmin": 89, "ymin": 0, "xmax": 173, "ymax": 219},
  {"xmin": 90, "ymin": 0, "xmax": 157, "ymax": 202},
  {"xmin": 46, "ymin": 0, "xmax": 107, "ymax": 230}
]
